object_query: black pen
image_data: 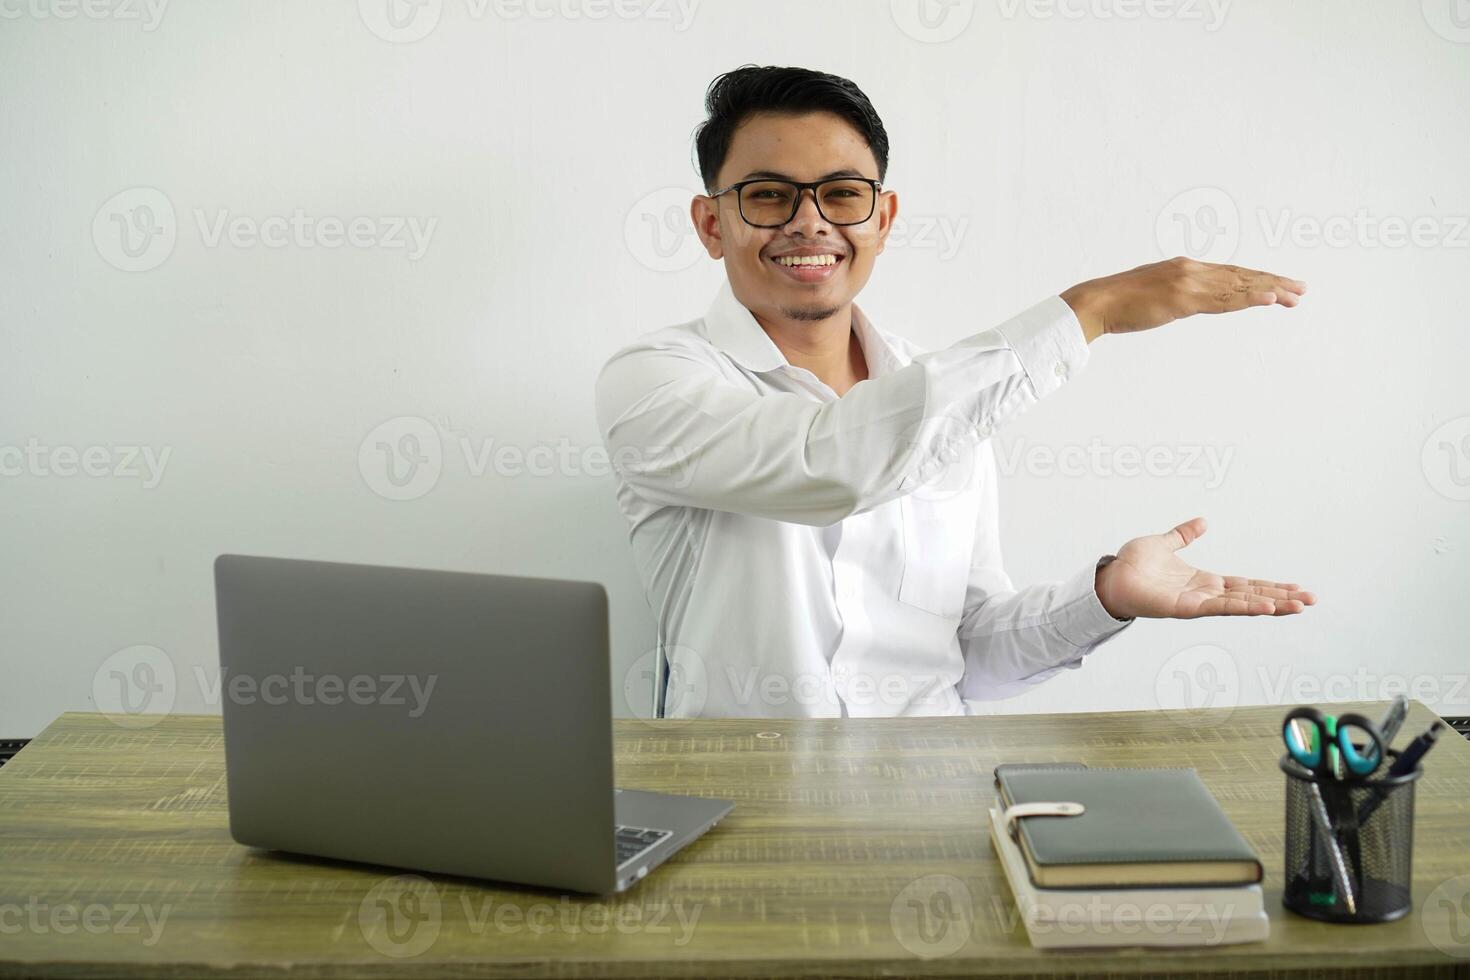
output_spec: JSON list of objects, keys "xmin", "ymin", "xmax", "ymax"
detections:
[
  {"xmin": 1355, "ymin": 721, "xmax": 1444, "ymax": 826},
  {"xmin": 1386, "ymin": 722, "xmax": 1444, "ymax": 777}
]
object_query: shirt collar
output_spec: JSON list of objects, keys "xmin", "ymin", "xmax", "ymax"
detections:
[{"xmin": 702, "ymin": 279, "xmax": 907, "ymax": 380}]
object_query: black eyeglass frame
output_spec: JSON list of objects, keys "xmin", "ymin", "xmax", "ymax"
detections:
[{"xmin": 706, "ymin": 177, "xmax": 884, "ymax": 228}]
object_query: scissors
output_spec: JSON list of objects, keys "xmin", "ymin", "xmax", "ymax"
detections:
[
  {"xmin": 1282, "ymin": 705, "xmax": 1387, "ymax": 915},
  {"xmin": 1282, "ymin": 706, "xmax": 1386, "ymax": 780}
]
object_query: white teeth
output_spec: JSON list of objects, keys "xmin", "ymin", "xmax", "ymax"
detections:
[{"xmin": 774, "ymin": 254, "xmax": 837, "ymax": 267}]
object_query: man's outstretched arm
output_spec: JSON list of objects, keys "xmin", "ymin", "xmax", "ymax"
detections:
[
  {"xmin": 596, "ymin": 257, "xmax": 1306, "ymax": 528},
  {"xmin": 594, "ymin": 295, "xmax": 1087, "ymax": 527}
]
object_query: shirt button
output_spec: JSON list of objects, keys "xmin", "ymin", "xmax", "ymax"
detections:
[
  {"xmin": 977, "ymin": 421, "xmax": 993, "ymax": 437},
  {"xmin": 1054, "ymin": 362, "xmax": 1068, "ymax": 379}
]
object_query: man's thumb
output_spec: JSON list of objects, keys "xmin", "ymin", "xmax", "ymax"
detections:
[{"xmin": 1167, "ymin": 516, "xmax": 1207, "ymax": 551}]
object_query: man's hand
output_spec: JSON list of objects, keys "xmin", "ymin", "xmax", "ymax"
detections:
[
  {"xmin": 1095, "ymin": 516, "xmax": 1315, "ymax": 619},
  {"xmin": 1062, "ymin": 257, "xmax": 1307, "ymax": 343}
]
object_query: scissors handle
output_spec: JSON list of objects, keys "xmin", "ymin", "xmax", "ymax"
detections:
[
  {"xmin": 1283, "ymin": 706, "xmax": 1331, "ymax": 774},
  {"xmin": 1334, "ymin": 712, "xmax": 1386, "ymax": 777},
  {"xmin": 1283, "ymin": 706, "xmax": 1385, "ymax": 779}
]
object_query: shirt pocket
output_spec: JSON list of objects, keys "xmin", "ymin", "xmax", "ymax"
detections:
[{"xmin": 897, "ymin": 487, "xmax": 978, "ymax": 620}]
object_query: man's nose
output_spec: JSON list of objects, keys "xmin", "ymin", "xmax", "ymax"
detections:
[{"xmin": 782, "ymin": 187, "xmax": 831, "ymax": 234}]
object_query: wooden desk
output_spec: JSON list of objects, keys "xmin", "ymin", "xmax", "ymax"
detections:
[{"xmin": 2, "ymin": 702, "xmax": 1468, "ymax": 978}]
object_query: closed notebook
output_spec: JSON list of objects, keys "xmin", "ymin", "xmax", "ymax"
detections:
[
  {"xmin": 987, "ymin": 807, "xmax": 1268, "ymax": 948},
  {"xmin": 994, "ymin": 765, "xmax": 1263, "ymax": 889}
]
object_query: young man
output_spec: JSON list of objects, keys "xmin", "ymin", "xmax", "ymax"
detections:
[{"xmin": 595, "ymin": 65, "xmax": 1314, "ymax": 719}]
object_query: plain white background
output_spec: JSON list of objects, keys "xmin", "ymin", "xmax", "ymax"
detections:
[{"xmin": 2, "ymin": 0, "xmax": 1468, "ymax": 736}]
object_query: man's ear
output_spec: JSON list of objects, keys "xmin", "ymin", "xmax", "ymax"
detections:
[
  {"xmin": 691, "ymin": 195, "xmax": 724, "ymax": 259},
  {"xmin": 874, "ymin": 189, "xmax": 898, "ymax": 256}
]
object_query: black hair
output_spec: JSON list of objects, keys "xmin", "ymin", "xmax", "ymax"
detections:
[{"xmin": 693, "ymin": 65, "xmax": 890, "ymax": 193}]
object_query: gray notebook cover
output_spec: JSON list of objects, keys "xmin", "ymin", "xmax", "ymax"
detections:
[{"xmin": 994, "ymin": 765, "xmax": 1262, "ymax": 885}]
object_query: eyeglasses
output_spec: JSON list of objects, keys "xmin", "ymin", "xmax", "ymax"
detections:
[{"xmin": 707, "ymin": 177, "xmax": 882, "ymax": 228}]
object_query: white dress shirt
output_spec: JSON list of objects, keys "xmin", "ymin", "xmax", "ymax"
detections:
[{"xmin": 594, "ymin": 279, "xmax": 1135, "ymax": 718}]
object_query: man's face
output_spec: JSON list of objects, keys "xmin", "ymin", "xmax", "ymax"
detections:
[{"xmin": 692, "ymin": 111, "xmax": 896, "ymax": 324}]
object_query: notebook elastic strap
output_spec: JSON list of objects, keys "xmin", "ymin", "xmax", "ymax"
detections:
[{"xmin": 1001, "ymin": 801, "xmax": 1085, "ymax": 841}]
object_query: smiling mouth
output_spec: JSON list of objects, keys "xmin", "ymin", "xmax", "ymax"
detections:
[{"xmin": 767, "ymin": 253, "xmax": 846, "ymax": 283}]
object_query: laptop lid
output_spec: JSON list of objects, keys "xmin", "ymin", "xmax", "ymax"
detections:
[{"xmin": 214, "ymin": 554, "xmax": 619, "ymax": 893}]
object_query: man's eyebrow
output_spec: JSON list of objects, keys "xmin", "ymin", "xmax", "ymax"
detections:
[{"xmin": 739, "ymin": 168, "xmax": 869, "ymax": 181}]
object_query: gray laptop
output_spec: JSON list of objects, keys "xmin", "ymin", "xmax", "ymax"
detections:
[{"xmin": 213, "ymin": 554, "xmax": 732, "ymax": 894}]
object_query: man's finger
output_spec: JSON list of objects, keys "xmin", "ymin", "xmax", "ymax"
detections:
[
  {"xmin": 1205, "ymin": 589, "xmax": 1308, "ymax": 616},
  {"xmin": 1195, "ymin": 288, "xmax": 1245, "ymax": 314},
  {"xmin": 1166, "ymin": 517, "xmax": 1207, "ymax": 550},
  {"xmin": 1222, "ymin": 577, "xmax": 1316, "ymax": 604},
  {"xmin": 1196, "ymin": 279, "xmax": 1287, "ymax": 314},
  {"xmin": 1237, "ymin": 266, "xmax": 1306, "ymax": 294},
  {"xmin": 1198, "ymin": 592, "xmax": 1277, "ymax": 616},
  {"xmin": 1242, "ymin": 585, "xmax": 1299, "ymax": 601}
]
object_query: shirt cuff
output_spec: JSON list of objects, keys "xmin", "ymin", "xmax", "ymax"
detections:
[
  {"xmin": 994, "ymin": 294, "xmax": 1090, "ymax": 402},
  {"xmin": 1051, "ymin": 555, "xmax": 1135, "ymax": 649}
]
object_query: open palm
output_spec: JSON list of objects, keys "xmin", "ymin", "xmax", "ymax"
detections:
[{"xmin": 1096, "ymin": 517, "xmax": 1316, "ymax": 620}]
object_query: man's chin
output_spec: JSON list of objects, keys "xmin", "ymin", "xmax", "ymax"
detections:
[{"xmin": 781, "ymin": 304, "xmax": 841, "ymax": 322}]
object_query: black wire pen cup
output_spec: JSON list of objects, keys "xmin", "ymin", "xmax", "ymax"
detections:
[{"xmin": 1280, "ymin": 751, "xmax": 1420, "ymax": 923}]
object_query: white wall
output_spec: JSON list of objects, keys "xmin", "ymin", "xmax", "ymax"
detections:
[{"xmin": 2, "ymin": 0, "xmax": 1467, "ymax": 737}]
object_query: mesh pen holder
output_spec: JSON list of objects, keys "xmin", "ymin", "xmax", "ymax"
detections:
[{"xmin": 1280, "ymin": 750, "xmax": 1420, "ymax": 923}]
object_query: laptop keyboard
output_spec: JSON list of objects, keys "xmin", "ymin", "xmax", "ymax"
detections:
[{"xmin": 615, "ymin": 824, "xmax": 672, "ymax": 867}]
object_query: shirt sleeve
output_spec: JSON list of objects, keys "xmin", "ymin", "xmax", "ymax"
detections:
[
  {"xmin": 956, "ymin": 443, "xmax": 1136, "ymax": 700},
  {"xmin": 594, "ymin": 295, "xmax": 1089, "ymax": 528}
]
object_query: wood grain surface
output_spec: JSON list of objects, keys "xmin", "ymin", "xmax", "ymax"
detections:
[{"xmin": 1, "ymin": 701, "xmax": 1468, "ymax": 979}]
